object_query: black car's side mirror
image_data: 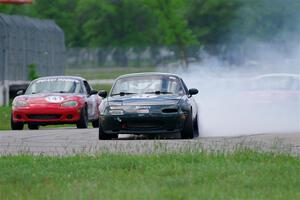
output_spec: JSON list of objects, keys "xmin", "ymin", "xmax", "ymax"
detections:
[
  {"xmin": 188, "ymin": 88, "xmax": 198, "ymax": 96},
  {"xmin": 98, "ymin": 90, "xmax": 108, "ymax": 98},
  {"xmin": 16, "ymin": 90, "xmax": 24, "ymax": 96},
  {"xmin": 90, "ymin": 89, "xmax": 98, "ymax": 95}
]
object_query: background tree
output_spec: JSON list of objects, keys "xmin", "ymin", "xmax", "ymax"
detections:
[
  {"xmin": 0, "ymin": 0, "xmax": 299, "ymax": 54},
  {"xmin": 145, "ymin": 0, "xmax": 197, "ymax": 66}
]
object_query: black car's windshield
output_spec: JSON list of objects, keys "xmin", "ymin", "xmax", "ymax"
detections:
[
  {"xmin": 111, "ymin": 75, "xmax": 185, "ymax": 96},
  {"xmin": 26, "ymin": 78, "xmax": 82, "ymax": 94}
]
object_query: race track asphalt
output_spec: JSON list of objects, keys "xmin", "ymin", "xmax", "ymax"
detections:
[{"xmin": 0, "ymin": 128, "xmax": 299, "ymax": 156}]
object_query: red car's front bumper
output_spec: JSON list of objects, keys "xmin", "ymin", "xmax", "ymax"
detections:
[{"xmin": 12, "ymin": 104, "xmax": 82, "ymax": 124}]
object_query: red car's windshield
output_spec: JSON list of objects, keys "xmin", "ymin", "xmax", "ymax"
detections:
[{"xmin": 26, "ymin": 78, "xmax": 82, "ymax": 94}]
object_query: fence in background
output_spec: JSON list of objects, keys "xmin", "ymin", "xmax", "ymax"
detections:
[
  {"xmin": 0, "ymin": 13, "xmax": 65, "ymax": 81},
  {"xmin": 66, "ymin": 46, "xmax": 188, "ymax": 68},
  {"xmin": 0, "ymin": 13, "xmax": 65, "ymax": 105},
  {"xmin": 66, "ymin": 43, "xmax": 299, "ymax": 69}
]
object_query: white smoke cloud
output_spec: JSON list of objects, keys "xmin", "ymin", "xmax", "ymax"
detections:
[
  {"xmin": 160, "ymin": 1, "xmax": 300, "ymax": 137},
  {"xmin": 180, "ymin": 58, "xmax": 300, "ymax": 137},
  {"xmin": 177, "ymin": 19, "xmax": 300, "ymax": 136}
]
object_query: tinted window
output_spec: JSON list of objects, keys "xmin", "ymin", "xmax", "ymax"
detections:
[
  {"xmin": 26, "ymin": 78, "xmax": 82, "ymax": 94},
  {"xmin": 83, "ymin": 81, "xmax": 91, "ymax": 94},
  {"xmin": 111, "ymin": 75, "xmax": 184, "ymax": 95}
]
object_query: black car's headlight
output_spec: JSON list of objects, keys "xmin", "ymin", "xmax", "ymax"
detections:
[
  {"xmin": 108, "ymin": 109, "xmax": 124, "ymax": 115},
  {"xmin": 105, "ymin": 106, "xmax": 125, "ymax": 115}
]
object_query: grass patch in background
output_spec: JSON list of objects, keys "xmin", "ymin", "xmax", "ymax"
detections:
[
  {"xmin": 0, "ymin": 107, "xmax": 11, "ymax": 130},
  {"xmin": 66, "ymin": 66, "xmax": 157, "ymax": 80},
  {"xmin": 0, "ymin": 151, "xmax": 299, "ymax": 199},
  {"xmin": 91, "ymin": 84, "xmax": 112, "ymax": 92}
]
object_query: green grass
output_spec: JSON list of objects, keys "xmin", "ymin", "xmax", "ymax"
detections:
[
  {"xmin": 0, "ymin": 106, "xmax": 11, "ymax": 130},
  {"xmin": 0, "ymin": 151, "xmax": 299, "ymax": 199},
  {"xmin": 91, "ymin": 83, "xmax": 112, "ymax": 92},
  {"xmin": 66, "ymin": 66, "xmax": 157, "ymax": 80}
]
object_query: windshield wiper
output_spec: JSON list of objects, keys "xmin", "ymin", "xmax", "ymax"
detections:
[
  {"xmin": 52, "ymin": 91, "xmax": 68, "ymax": 93},
  {"xmin": 111, "ymin": 92, "xmax": 137, "ymax": 96},
  {"xmin": 145, "ymin": 91, "xmax": 173, "ymax": 95}
]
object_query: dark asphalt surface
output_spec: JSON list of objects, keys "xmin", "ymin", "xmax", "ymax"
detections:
[{"xmin": 0, "ymin": 128, "xmax": 299, "ymax": 156}]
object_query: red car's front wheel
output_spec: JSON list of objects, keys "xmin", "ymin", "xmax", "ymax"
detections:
[
  {"xmin": 76, "ymin": 107, "xmax": 88, "ymax": 129},
  {"xmin": 11, "ymin": 115, "xmax": 24, "ymax": 130}
]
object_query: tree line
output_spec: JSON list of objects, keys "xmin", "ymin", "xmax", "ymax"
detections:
[{"xmin": 0, "ymin": 0, "xmax": 299, "ymax": 49}]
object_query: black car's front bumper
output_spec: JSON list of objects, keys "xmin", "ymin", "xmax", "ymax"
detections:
[{"xmin": 100, "ymin": 112, "xmax": 187, "ymax": 134}]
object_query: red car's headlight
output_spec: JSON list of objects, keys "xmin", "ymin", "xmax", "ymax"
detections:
[
  {"xmin": 13, "ymin": 100, "xmax": 28, "ymax": 107},
  {"xmin": 61, "ymin": 101, "xmax": 78, "ymax": 107}
]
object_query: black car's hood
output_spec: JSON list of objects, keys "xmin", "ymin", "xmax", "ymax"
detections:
[{"xmin": 107, "ymin": 94, "xmax": 182, "ymax": 106}]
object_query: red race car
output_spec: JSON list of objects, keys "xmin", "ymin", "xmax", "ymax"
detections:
[{"xmin": 11, "ymin": 76, "xmax": 101, "ymax": 130}]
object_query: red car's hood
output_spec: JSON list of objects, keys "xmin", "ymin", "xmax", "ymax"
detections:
[{"xmin": 15, "ymin": 93, "xmax": 83, "ymax": 104}]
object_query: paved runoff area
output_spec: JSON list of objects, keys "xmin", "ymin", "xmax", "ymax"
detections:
[{"xmin": 0, "ymin": 128, "xmax": 299, "ymax": 156}]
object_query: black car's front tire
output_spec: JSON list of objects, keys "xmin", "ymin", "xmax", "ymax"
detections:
[
  {"xmin": 193, "ymin": 115, "xmax": 199, "ymax": 138},
  {"xmin": 10, "ymin": 115, "xmax": 24, "ymax": 130},
  {"xmin": 181, "ymin": 113, "xmax": 196, "ymax": 139},
  {"xmin": 76, "ymin": 107, "xmax": 88, "ymax": 129},
  {"xmin": 98, "ymin": 123, "xmax": 118, "ymax": 140}
]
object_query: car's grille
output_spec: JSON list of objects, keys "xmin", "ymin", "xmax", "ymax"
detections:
[
  {"xmin": 162, "ymin": 108, "xmax": 178, "ymax": 113},
  {"xmin": 126, "ymin": 121, "xmax": 163, "ymax": 129},
  {"xmin": 27, "ymin": 114, "xmax": 62, "ymax": 120}
]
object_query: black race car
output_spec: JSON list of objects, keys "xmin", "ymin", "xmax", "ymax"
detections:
[{"xmin": 97, "ymin": 73, "xmax": 199, "ymax": 139}]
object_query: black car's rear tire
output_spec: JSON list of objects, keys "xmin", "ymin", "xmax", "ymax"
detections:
[
  {"xmin": 180, "ymin": 113, "xmax": 195, "ymax": 139},
  {"xmin": 99, "ymin": 124, "xmax": 117, "ymax": 140},
  {"xmin": 193, "ymin": 115, "xmax": 199, "ymax": 138},
  {"xmin": 92, "ymin": 119, "xmax": 99, "ymax": 128},
  {"xmin": 76, "ymin": 107, "xmax": 88, "ymax": 129},
  {"xmin": 28, "ymin": 123, "xmax": 39, "ymax": 130},
  {"xmin": 10, "ymin": 115, "xmax": 24, "ymax": 130}
]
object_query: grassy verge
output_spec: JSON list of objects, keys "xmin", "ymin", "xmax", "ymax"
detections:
[
  {"xmin": 91, "ymin": 83, "xmax": 112, "ymax": 92},
  {"xmin": 66, "ymin": 66, "xmax": 157, "ymax": 80},
  {"xmin": 0, "ymin": 151, "xmax": 299, "ymax": 199},
  {"xmin": 0, "ymin": 106, "xmax": 11, "ymax": 130}
]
